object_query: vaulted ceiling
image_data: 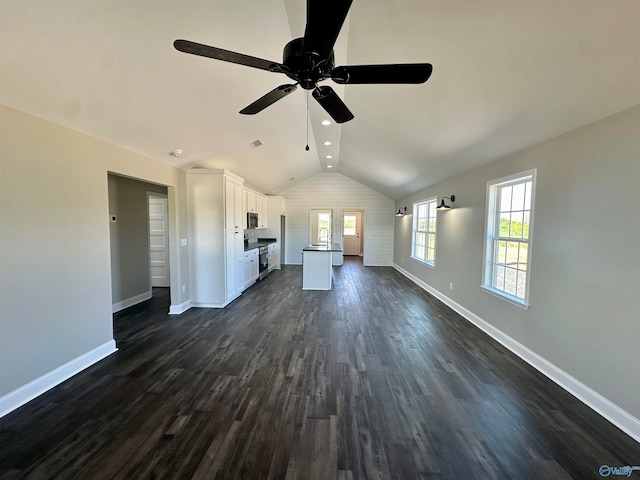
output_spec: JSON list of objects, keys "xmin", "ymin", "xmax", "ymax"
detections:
[{"xmin": 2, "ymin": 1, "xmax": 639, "ymax": 199}]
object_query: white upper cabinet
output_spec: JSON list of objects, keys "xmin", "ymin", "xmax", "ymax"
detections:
[
  {"xmin": 243, "ymin": 187, "xmax": 269, "ymax": 229},
  {"xmin": 246, "ymin": 190, "xmax": 257, "ymax": 213},
  {"xmin": 225, "ymin": 177, "xmax": 243, "ymax": 231}
]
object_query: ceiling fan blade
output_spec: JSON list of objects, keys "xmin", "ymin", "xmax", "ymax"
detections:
[
  {"xmin": 174, "ymin": 39, "xmax": 286, "ymax": 73},
  {"xmin": 302, "ymin": 0, "xmax": 353, "ymax": 61},
  {"xmin": 312, "ymin": 86, "xmax": 354, "ymax": 124},
  {"xmin": 332, "ymin": 63, "xmax": 433, "ymax": 84},
  {"xmin": 239, "ymin": 84, "xmax": 298, "ymax": 115}
]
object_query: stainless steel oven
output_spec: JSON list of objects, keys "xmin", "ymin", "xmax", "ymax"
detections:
[{"xmin": 258, "ymin": 245, "xmax": 269, "ymax": 280}]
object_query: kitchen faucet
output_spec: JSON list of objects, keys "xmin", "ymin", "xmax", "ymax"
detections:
[{"xmin": 319, "ymin": 227, "xmax": 329, "ymax": 243}]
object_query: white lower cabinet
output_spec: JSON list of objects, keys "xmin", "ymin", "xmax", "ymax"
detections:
[
  {"xmin": 267, "ymin": 242, "xmax": 278, "ymax": 271},
  {"xmin": 242, "ymin": 248, "xmax": 259, "ymax": 289},
  {"xmin": 251, "ymin": 249, "xmax": 259, "ymax": 280}
]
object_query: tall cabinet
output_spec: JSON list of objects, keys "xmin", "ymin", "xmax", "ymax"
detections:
[{"xmin": 186, "ymin": 169, "xmax": 245, "ymax": 308}]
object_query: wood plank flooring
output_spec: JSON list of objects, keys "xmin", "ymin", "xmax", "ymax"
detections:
[{"xmin": 1, "ymin": 258, "xmax": 638, "ymax": 479}]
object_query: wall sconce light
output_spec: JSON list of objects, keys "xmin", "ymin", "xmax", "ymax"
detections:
[
  {"xmin": 437, "ymin": 195, "xmax": 455, "ymax": 210},
  {"xmin": 395, "ymin": 206, "xmax": 407, "ymax": 217}
]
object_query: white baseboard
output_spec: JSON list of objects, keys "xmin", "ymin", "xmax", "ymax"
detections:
[
  {"xmin": 169, "ymin": 301, "xmax": 192, "ymax": 315},
  {"xmin": 190, "ymin": 302, "xmax": 230, "ymax": 309},
  {"xmin": 0, "ymin": 340, "xmax": 117, "ymax": 418},
  {"xmin": 393, "ymin": 263, "xmax": 640, "ymax": 444},
  {"xmin": 112, "ymin": 290, "xmax": 152, "ymax": 313}
]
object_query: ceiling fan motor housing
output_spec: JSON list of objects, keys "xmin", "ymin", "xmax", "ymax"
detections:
[{"xmin": 283, "ymin": 38, "xmax": 334, "ymax": 90}]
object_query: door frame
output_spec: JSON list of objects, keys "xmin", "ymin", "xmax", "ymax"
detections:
[
  {"xmin": 107, "ymin": 172, "xmax": 182, "ymax": 317},
  {"xmin": 147, "ymin": 192, "xmax": 170, "ymax": 288},
  {"xmin": 342, "ymin": 209, "xmax": 365, "ymax": 258}
]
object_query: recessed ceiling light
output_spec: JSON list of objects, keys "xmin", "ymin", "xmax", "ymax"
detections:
[
  {"xmin": 321, "ymin": 120, "xmax": 331, "ymax": 126},
  {"xmin": 169, "ymin": 149, "xmax": 183, "ymax": 157},
  {"xmin": 326, "ymin": 155, "xmax": 333, "ymax": 159},
  {"xmin": 323, "ymin": 141, "xmax": 332, "ymax": 146},
  {"xmin": 327, "ymin": 165, "xmax": 333, "ymax": 168}
]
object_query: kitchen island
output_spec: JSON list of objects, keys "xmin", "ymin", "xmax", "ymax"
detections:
[{"xmin": 302, "ymin": 243, "xmax": 343, "ymax": 290}]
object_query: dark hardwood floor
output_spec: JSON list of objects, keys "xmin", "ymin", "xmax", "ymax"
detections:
[{"xmin": 1, "ymin": 258, "xmax": 638, "ymax": 479}]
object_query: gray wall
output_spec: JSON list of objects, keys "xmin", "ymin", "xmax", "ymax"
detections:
[
  {"xmin": 0, "ymin": 104, "xmax": 189, "ymax": 399},
  {"xmin": 393, "ymin": 104, "xmax": 640, "ymax": 421},
  {"xmin": 108, "ymin": 174, "xmax": 167, "ymax": 306}
]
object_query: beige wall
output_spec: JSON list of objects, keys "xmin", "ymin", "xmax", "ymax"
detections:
[
  {"xmin": 0, "ymin": 105, "xmax": 189, "ymax": 398},
  {"xmin": 393, "ymin": 104, "xmax": 640, "ymax": 422}
]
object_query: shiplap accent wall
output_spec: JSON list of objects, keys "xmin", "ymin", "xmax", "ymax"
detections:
[{"xmin": 280, "ymin": 172, "xmax": 395, "ymax": 266}]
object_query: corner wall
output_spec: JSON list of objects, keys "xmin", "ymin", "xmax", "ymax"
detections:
[
  {"xmin": 0, "ymin": 105, "xmax": 189, "ymax": 410},
  {"xmin": 393, "ymin": 104, "xmax": 640, "ymax": 434}
]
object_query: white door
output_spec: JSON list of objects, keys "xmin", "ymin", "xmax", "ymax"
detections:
[
  {"xmin": 343, "ymin": 211, "xmax": 362, "ymax": 256},
  {"xmin": 148, "ymin": 194, "xmax": 170, "ymax": 287}
]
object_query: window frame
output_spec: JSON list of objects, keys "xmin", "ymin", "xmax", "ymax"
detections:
[
  {"xmin": 411, "ymin": 197, "xmax": 438, "ymax": 267},
  {"xmin": 481, "ymin": 169, "xmax": 536, "ymax": 309}
]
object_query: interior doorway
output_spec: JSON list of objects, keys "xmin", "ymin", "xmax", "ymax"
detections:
[
  {"xmin": 108, "ymin": 173, "xmax": 170, "ymax": 313},
  {"xmin": 148, "ymin": 193, "xmax": 170, "ymax": 287},
  {"xmin": 343, "ymin": 210, "xmax": 364, "ymax": 256}
]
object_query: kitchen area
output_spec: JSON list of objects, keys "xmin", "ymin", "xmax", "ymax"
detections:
[
  {"xmin": 186, "ymin": 168, "xmax": 346, "ymax": 307},
  {"xmin": 186, "ymin": 169, "xmax": 287, "ymax": 308},
  {"xmin": 242, "ymin": 234, "xmax": 279, "ymax": 284},
  {"xmin": 242, "ymin": 195, "xmax": 287, "ymax": 285},
  {"xmin": 302, "ymin": 242, "xmax": 343, "ymax": 290},
  {"xmin": 300, "ymin": 208, "xmax": 343, "ymax": 290}
]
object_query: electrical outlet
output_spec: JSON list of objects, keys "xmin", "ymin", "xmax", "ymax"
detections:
[{"xmin": 449, "ymin": 282, "xmax": 454, "ymax": 290}]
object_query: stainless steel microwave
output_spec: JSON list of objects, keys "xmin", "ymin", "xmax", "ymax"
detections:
[{"xmin": 247, "ymin": 212, "xmax": 258, "ymax": 229}]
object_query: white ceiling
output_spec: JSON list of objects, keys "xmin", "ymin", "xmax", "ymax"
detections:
[{"xmin": 2, "ymin": 1, "xmax": 639, "ymax": 199}]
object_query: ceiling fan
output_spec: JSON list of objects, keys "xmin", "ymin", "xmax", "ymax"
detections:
[{"xmin": 174, "ymin": 0, "xmax": 432, "ymax": 124}]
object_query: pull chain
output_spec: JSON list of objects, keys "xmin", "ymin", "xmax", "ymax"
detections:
[{"xmin": 305, "ymin": 90, "xmax": 310, "ymax": 151}]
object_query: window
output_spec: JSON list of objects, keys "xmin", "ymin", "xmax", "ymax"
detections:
[
  {"xmin": 482, "ymin": 170, "xmax": 536, "ymax": 307},
  {"xmin": 317, "ymin": 212, "xmax": 331, "ymax": 242},
  {"xmin": 343, "ymin": 215, "xmax": 356, "ymax": 236},
  {"xmin": 412, "ymin": 198, "xmax": 437, "ymax": 266}
]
